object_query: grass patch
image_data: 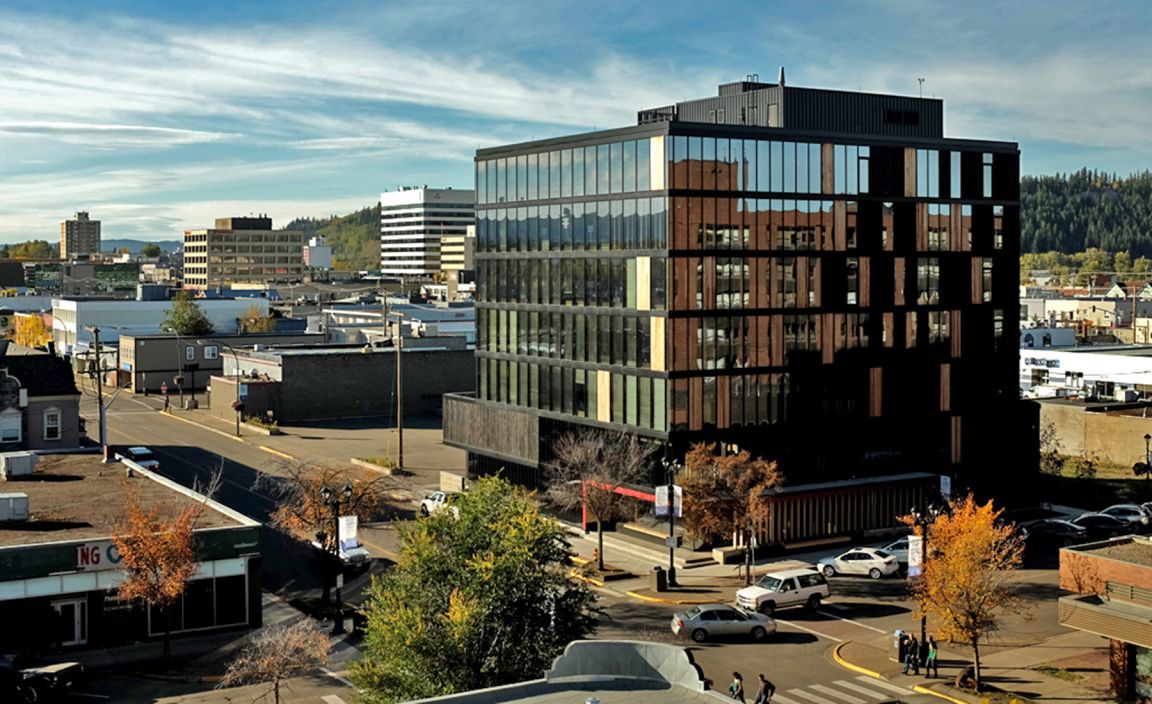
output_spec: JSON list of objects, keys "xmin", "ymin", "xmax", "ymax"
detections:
[
  {"xmin": 359, "ymin": 455, "xmax": 396, "ymax": 469},
  {"xmin": 1032, "ymin": 665, "xmax": 1083, "ymax": 683}
]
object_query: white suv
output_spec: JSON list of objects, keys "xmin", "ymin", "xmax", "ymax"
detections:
[{"xmin": 736, "ymin": 567, "xmax": 829, "ymax": 615}]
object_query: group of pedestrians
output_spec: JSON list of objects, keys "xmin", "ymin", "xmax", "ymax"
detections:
[
  {"xmin": 897, "ymin": 631, "xmax": 939, "ymax": 677},
  {"xmin": 728, "ymin": 672, "xmax": 775, "ymax": 703}
]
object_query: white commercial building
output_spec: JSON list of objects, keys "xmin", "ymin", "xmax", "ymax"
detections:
[
  {"xmin": 52, "ymin": 297, "xmax": 266, "ymax": 354},
  {"xmin": 379, "ymin": 187, "xmax": 474, "ymax": 277},
  {"xmin": 1020, "ymin": 346, "xmax": 1152, "ymax": 401}
]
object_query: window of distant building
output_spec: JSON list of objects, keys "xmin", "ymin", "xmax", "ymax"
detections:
[{"xmin": 44, "ymin": 409, "xmax": 61, "ymax": 441}]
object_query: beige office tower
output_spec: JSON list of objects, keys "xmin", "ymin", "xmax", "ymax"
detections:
[{"xmin": 60, "ymin": 211, "xmax": 101, "ymax": 259}]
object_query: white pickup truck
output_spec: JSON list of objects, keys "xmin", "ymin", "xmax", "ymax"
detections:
[{"xmin": 419, "ymin": 491, "xmax": 459, "ymax": 517}]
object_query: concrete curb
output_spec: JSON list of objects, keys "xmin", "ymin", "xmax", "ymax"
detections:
[
  {"xmin": 622, "ymin": 590, "xmax": 716, "ymax": 605},
  {"xmin": 569, "ymin": 569, "xmax": 606, "ymax": 588},
  {"xmin": 831, "ymin": 641, "xmax": 882, "ymax": 678},
  {"xmin": 832, "ymin": 641, "xmax": 973, "ymax": 704}
]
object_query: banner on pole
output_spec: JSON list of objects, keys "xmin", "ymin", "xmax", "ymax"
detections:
[
  {"xmin": 654, "ymin": 485, "xmax": 683, "ymax": 517},
  {"xmin": 907, "ymin": 534, "xmax": 924, "ymax": 578},
  {"xmin": 338, "ymin": 515, "xmax": 359, "ymax": 550}
]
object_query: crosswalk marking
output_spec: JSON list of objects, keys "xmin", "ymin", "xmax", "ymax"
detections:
[
  {"xmin": 787, "ymin": 689, "xmax": 830, "ymax": 703},
  {"xmin": 809, "ymin": 683, "xmax": 868, "ymax": 703},
  {"xmin": 855, "ymin": 675, "xmax": 913, "ymax": 694},
  {"xmin": 835, "ymin": 679, "xmax": 894, "ymax": 699},
  {"xmin": 771, "ymin": 695, "xmax": 803, "ymax": 704}
]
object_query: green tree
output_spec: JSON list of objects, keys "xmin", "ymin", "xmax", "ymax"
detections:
[
  {"xmin": 8, "ymin": 240, "xmax": 55, "ymax": 259},
  {"xmin": 1114, "ymin": 250, "xmax": 1133, "ymax": 275},
  {"xmin": 141, "ymin": 243, "xmax": 163, "ymax": 257},
  {"xmin": 352, "ymin": 477, "xmax": 598, "ymax": 703},
  {"xmin": 161, "ymin": 291, "xmax": 215, "ymax": 336},
  {"xmin": 240, "ymin": 303, "xmax": 276, "ymax": 333}
]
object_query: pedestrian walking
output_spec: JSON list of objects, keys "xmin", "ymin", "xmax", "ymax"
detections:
[
  {"xmin": 729, "ymin": 672, "xmax": 745, "ymax": 702},
  {"xmin": 902, "ymin": 635, "xmax": 920, "ymax": 675},
  {"xmin": 926, "ymin": 636, "xmax": 939, "ymax": 678},
  {"xmin": 753, "ymin": 674, "xmax": 775, "ymax": 704},
  {"xmin": 163, "ymin": 395, "xmax": 170, "ymax": 412}
]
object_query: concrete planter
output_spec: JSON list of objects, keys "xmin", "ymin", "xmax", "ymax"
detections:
[{"xmin": 351, "ymin": 457, "xmax": 394, "ymax": 476}]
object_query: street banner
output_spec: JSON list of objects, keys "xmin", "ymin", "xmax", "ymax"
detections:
[
  {"xmin": 907, "ymin": 534, "xmax": 924, "ymax": 578},
  {"xmin": 940, "ymin": 474, "xmax": 952, "ymax": 499},
  {"xmin": 654, "ymin": 485, "xmax": 683, "ymax": 517},
  {"xmin": 338, "ymin": 515, "xmax": 359, "ymax": 550}
]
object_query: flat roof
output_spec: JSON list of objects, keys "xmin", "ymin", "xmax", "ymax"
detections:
[
  {"xmin": 1068, "ymin": 537, "xmax": 1152, "ymax": 567},
  {"xmin": 0, "ymin": 454, "xmax": 242, "ymax": 547}
]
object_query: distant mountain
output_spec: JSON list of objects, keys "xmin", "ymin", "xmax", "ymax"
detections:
[
  {"xmin": 286, "ymin": 205, "xmax": 379, "ymax": 271},
  {"xmin": 103, "ymin": 239, "xmax": 182, "ymax": 254}
]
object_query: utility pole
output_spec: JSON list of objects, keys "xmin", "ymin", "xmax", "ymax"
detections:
[
  {"xmin": 85, "ymin": 326, "xmax": 108, "ymax": 461},
  {"xmin": 393, "ymin": 315, "xmax": 404, "ymax": 472}
]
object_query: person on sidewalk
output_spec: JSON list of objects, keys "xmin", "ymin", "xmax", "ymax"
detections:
[
  {"xmin": 729, "ymin": 672, "xmax": 745, "ymax": 702},
  {"xmin": 902, "ymin": 635, "xmax": 920, "ymax": 675},
  {"xmin": 925, "ymin": 636, "xmax": 939, "ymax": 678}
]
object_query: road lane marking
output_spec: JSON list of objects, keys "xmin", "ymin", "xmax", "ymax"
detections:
[
  {"xmin": 810, "ymin": 683, "xmax": 867, "ymax": 703},
  {"xmin": 855, "ymin": 676, "xmax": 913, "ymax": 695},
  {"xmin": 321, "ymin": 696, "xmax": 347, "ymax": 704},
  {"xmin": 817, "ymin": 608, "xmax": 889, "ymax": 633},
  {"xmin": 773, "ymin": 617, "xmax": 842, "ymax": 642},
  {"xmin": 771, "ymin": 695, "xmax": 803, "ymax": 704},
  {"xmin": 260, "ymin": 445, "xmax": 296, "ymax": 460},
  {"xmin": 835, "ymin": 680, "xmax": 892, "ymax": 699}
]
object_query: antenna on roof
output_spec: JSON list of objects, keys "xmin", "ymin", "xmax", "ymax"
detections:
[
  {"xmin": 778, "ymin": 66, "xmax": 785, "ymax": 87},
  {"xmin": 917, "ymin": 77, "xmax": 925, "ymax": 98}
]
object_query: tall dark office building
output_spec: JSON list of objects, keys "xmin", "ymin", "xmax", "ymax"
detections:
[{"xmin": 444, "ymin": 77, "xmax": 1023, "ymax": 491}]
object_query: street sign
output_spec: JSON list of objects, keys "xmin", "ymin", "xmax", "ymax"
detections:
[
  {"xmin": 238, "ymin": 383, "xmax": 249, "ymax": 401},
  {"xmin": 160, "ymin": 382, "xmax": 168, "ymax": 395},
  {"xmin": 665, "ymin": 536, "xmax": 682, "ymax": 549}
]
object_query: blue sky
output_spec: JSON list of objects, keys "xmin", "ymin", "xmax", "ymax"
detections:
[{"xmin": 1, "ymin": 0, "xmax": 1149, "ymax": 243}]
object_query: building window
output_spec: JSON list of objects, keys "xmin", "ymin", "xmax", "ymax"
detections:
[
  {"xmin": 0, "ymin": 410, "xmax": 20, "ymax": 443},
  {"xmin": 44, "ymin": 409, "xmax": 61, "ymax": 441},
  {"xmin": 203, "ymin": 346, "xmax": 219, "ymax": 360}
]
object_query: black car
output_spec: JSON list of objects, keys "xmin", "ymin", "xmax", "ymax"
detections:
[
  {"xmin": 0, "ymin": 654, "xmax": 84, "ymax": 703},
  {"xmin": 1020, "ymin": 519, "xmax": 1088, "ymax": 551},
  {"xmin": 1070, "ymin": 513, "xmax": 1130, "ymax": 541}
]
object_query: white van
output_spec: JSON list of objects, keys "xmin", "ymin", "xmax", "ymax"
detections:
[{"xmin": 735, "ymin": 567, "xmax": 829, "ymax": 615}]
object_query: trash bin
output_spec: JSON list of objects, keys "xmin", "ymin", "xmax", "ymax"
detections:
[{"xmin": 650, "ymin": 566, "xmax": 667, "ymax": 592}]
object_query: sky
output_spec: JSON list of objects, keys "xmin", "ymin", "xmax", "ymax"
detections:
[{"xmin": 1, "ymin": 0, "xmax": 1150, "ymax": 243}]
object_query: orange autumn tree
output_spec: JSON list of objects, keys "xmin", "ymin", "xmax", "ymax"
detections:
[
  {"xmin": 908, "ymin": 493, "xmax": 1024, "ymax": 691},
  {"xmin": 8, "ymin": 314, "xmax": 51, "ymax": 348},
  {"xmin": 112, "ymin": 478, "xmax": 204, "ymax": 662},
  {"xmin": 679, "ymin": 443, "xmax": 783, "ymax": 584}
]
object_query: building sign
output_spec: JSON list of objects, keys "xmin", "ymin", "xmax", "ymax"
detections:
[
  {"xmin": 1023, "ymin": 357, "xmax": 1061, "ymax": 369},
  {"xmin": 76, "ymin": 540, "xmax": 122, "ymax": 571}
]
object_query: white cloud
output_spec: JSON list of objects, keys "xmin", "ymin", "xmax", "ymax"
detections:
[{"xmin": 0, "ymin": 121, "xmax": 238, "ymax": 147}]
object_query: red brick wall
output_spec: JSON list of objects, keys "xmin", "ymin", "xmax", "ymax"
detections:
[
  {"xmin": 1111, "ymin": 639, "xmax": 1132, "ymax": 701},
  {"xmin": 1059, "ymin": 544, "xmax": 1152, "ymax": 596}
]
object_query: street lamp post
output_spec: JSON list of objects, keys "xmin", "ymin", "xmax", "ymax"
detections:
[
  {"xmin": 388, "ymin": 312, "xmax": 405, "ymax": 472},
  {"xmin": 909, "ymin": 504, "xmax": 946, "ymax": 644},
  {"xmin": 320, "ymin": 484, "xmax": 353, "ymax": 635},
  {"xmin": 662, "ymin": 456, "xmax": 681, "ymax": 587},
  {"xmin": 199, "ymin": 339, "xmax": 241, "ymax": 436},
  {"xmin": 166, "ymin": 328, "xmax": 184, "ymax": 409}
]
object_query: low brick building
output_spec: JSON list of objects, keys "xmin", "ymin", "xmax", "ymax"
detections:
[
  {"xmin": 0, "ymin": 454, "xmax": 261, "ymax": 651},
  {"xmin": 1060, "ymin": 537, "xmax": 1152, "ymax": 700}
]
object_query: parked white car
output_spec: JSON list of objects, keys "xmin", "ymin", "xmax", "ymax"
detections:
[
  {"xmin": 817, "ymin": 547, "xmax": 899, "ymax": 579},
  {"xmin": 1099, "ymin": 504, "xmax": 1152, "ymax": 533},
  {"xmin": 309, "ymin": 538, "xmax": 371, "ymax": 566},
  {"xmin": 735, "ymin": 567, "xmax": 829, "ymax": 615},
  {"xmin": 880, "ymin": 536, "xmax": 910, "ymax": 565}
]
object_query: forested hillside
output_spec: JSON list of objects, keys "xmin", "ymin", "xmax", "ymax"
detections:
[
  {"xmin": 286, "ymin": 204, "xmax": 379, "ymax": 270},
  {"xmin": 1022, "ymin": 169, "xmax": 1152, "ymax": 256}
]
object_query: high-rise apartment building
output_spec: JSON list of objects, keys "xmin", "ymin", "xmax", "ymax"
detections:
[
  {"xmin": 444, "ymin": 78, "xmax": 1024, "ymax": 492},
  {"xmin": 379, "ymin": 187, "xmax": 474, "ymax": 277},
  {"xmin": 60, "ymin": 211, "xmax": 101, "ymax": 259},
  {"xmin": 183, "ymin": 216, "xmax": 303, "ymax": 289}
]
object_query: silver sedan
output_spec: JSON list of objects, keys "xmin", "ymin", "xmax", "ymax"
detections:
[{"xmin": 671, "ymin": 603, "xmax": 776, "ymax": 643}]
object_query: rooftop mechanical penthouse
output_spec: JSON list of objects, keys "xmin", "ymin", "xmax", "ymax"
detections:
[{"xmin": 445, "ymin": 75, "xmax": 1026, "ymax": 492}]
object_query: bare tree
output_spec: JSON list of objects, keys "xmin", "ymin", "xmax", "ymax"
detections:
[
  {"xmin": 218, "ymin": 619, "xmax": 330, "ymax": 704},
  {"xmin": 545, "ymin": 430, "xmax": 656, "ymax": 571},
  {"xmin": 679, "ymin": 443, "xmax": 783, "ymax": 585}
]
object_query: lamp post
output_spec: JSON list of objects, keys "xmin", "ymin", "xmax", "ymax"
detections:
[
  {"xmin": 166, "ymin": 327, "xmax": 185, "ymax": 409},
  {"xmin": 388, "ymin": 312, "xmax": 405, "ymax": 472},
  {"xmin": 199, "ymin": 339, "xmax": 241, "ymax": 436},
  {"xmin": 319, "ymin": 483, "xmax": 353, "ymax": 635},
  {"xmin": 1136, "ymin": 434, "xmax": 1152, "ymax": 491},
  {"xmin": 909, "ymin": 503, "xmax": 946, "ymax": 644},
  {"xmin": 661, "ymin": 456, "xmax": 681, "ymax": 587}
]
